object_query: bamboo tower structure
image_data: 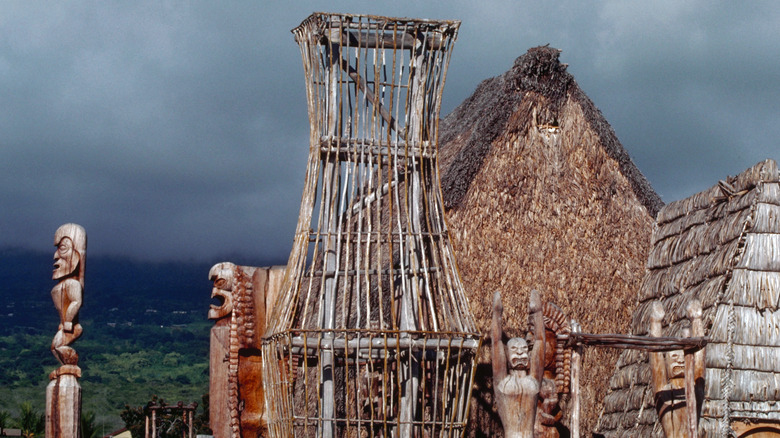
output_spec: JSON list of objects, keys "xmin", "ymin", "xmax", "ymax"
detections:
[
  {"xmin": 598, "ymin": 159, "xmax": 780, "ymax": 437},
  {"xmin": 437, "ymin": 46, "xmax": 663, "ymax": 436},
  {"xmin": 262, "ymin": 13, "xmax": 480, "ymax": 438}
]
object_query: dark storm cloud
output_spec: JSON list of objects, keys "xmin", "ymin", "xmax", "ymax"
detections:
[
  {"xmin": 1, "ymin": 1, "xmax": 778, "ymax": 262},
  {"xmin": 571, "ymin": 1, "xmax": 780, "ymax": 199},
  {"xmin": 1, "ymin": 2, "xmax": 311, "ymax": 261}
]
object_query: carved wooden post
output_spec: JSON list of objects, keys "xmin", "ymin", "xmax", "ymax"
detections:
[
  {"xmin": 649, "ymin": 299, "xmax": 705, "ymax": 438},
  {"xmin": 492, "ymin": 290, "xmax": 545, "ymax": 437},
  {"xmin": 208, "ymin": 263, "xmax": 281, "ymax": 438},
  {"xmin": 570, "ymin": 320, "xmax": 582, "ymax": 438},
  {"xmin": 685, "ymin": 299, "xmax": 704, "ymax": 437},
  {"xmin": 683, "ymin": 327, "xmax": 697, "ymax": 437},
  {"xmin": 188, "ymin": 409, "xmax": 194, "ymax": 438},
  {"xmin": 208, "ymin": 262, "xmax": 236, "ymax": 438},
  {"xmin": 46, "ymin": 223, "xmax": 86, "ymax": 438}
]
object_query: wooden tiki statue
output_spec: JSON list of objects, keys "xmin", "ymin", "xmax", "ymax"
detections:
[
  {"xmin": 492, "ymin": 290, "xmax": 546, "ymax": 438},
  {"xmin": 209, "ymin": 262, "xmax": 267, "ymax": 438},
  {"xmin": 46, "ymin": 223, "xmax": 86, "ymax": 438},
  {"xmin": 649, "ymin": 300, "xmax": 705, "ymax": 438}
]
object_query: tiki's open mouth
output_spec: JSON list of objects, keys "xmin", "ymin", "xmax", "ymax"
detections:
[
  {"xmin": 208, "ymin": 289, "xmax": 232, "ymax": 319},
  {"xmin": 670, "ymin": 364, "xmax": 685, "ymax": 378},
  {"xmin": 210, "ymin": 290, "xmax": 226, "ymax": 308},
  {"xmin": 510, "ymin": 355, "xmax": 529, "ymax": 369}
]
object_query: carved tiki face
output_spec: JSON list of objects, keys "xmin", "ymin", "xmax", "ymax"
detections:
[
  {"xmin": 507, "ymin": 337, "xmax": 530, "ymax": 370},
  {"xmin": 53, "ymin": 223, "xmax": 85, "ymax": 281},
  {"xmin": 209, "ymin": 262, "xmax": 235, "ymax": 320},
  {"xmin": 666, "ymin": 349, "xmax": 685, "ymax": 378}
]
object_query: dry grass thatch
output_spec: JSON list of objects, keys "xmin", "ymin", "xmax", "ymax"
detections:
[
  {"xmin": 597, "ymin": 159, "xmax": 780, "ymax": 437},
  {"xmin": 437, "ymin": 46, "xmax": 661, "ymax": 436}
]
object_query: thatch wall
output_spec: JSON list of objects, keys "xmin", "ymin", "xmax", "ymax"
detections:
[
  {"xmin": 597, "ymin": 159, "xmax": 780, "ymax": 437},
  {"xmin": 438, "ymin": 46, "xmax": 661, "ymax": 436}
]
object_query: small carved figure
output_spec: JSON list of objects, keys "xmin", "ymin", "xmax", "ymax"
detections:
[
  {"xmin": 649, "ymin": 300, "xmax": 705, "ymax": 438},
  {"xmin": 534, "ymin": 377, "xmax": 563, "ymax": 438},
  {"xmin": 533, "ymin": 301, "xmax": 571, "ymax": 438},
  {"xmin": 492, "ymin": 290, "xmax": 546, "ymax": 438},
  {"xmin": 51, "ymin": 223, "xmax": 86, "ymax": 368}
]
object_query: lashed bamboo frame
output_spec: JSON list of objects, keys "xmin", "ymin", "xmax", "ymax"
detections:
[{"xmin": 262, "ymin": 13, "xmax": 480, "ymax": 438}]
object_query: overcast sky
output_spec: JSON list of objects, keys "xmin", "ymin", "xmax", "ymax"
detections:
[{"xmin": 2, "ymin": 1, "xmax": 778, "ymax": 263}]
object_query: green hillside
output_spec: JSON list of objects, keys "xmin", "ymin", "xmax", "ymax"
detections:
[{"xmin": 0, "ymin": 248, "xmax": 219, "ymax": 432}]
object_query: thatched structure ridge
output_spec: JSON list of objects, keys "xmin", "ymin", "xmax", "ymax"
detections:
[
  {"xmin": 440, "ymin": 46, "xmax": 662, "ymax": 217},
  {"xmin": 598, "ymin": 159, "xmax": 780, "ymax": 437},
  {"xmin": 438, "ymin": 46, "xmax": 661, "ymax": 435}
]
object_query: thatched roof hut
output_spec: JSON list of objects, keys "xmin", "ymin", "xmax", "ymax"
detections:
[
  {"xmin": 438, "ymin": 46, "xmax": 662, "ymax": 435},
  {"xmin": 597, "ymin": 159, "xmax": 780, "ymax": 437}
]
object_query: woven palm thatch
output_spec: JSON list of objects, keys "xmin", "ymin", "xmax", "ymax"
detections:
[
  {"xmin": 597, "ymin": 159, "xmax": 780, "ymax": 437},
  {"xmin": 438, "ymin": 46, "xmax": 662, "ymax": 436}
]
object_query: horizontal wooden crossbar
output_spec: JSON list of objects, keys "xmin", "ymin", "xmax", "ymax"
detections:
[{"xmin": 566, "ymin": 332, "xmax": 708, "ymax": 352}]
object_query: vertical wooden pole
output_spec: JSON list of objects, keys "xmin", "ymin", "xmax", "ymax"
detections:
[
  {"xmin": 570, "ymin": 320, "xmax": 581, "ymax": 438},
  {"xmin": 398, "ymin": 30, "xmax": 428, "ymax": 438},
  {"xmin": 684, "ymin": 345, "xmax": 697, "ymax": 438},
  {"xmin": 318, "ymin": 26, "xmax": 342, "ymax": 438},
  {"xmin": 685, "ymin": 299, "xmax": 704, "ymax": 438}
]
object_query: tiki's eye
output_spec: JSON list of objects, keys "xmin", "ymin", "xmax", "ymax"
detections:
[{"xmin": 58, "ymin": 238, "xmax": 73, "ymax": 255}]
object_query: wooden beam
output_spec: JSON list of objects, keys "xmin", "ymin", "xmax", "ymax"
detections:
[{"xmin": 567, "ymin": 332, "xmax": 708, "ymax": 352}]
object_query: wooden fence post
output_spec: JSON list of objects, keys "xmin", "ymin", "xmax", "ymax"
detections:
[{"xmin": 570, "ymin": 320, "xmax": 581, "ymax": 438}]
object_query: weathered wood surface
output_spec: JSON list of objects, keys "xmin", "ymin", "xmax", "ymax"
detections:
[
  {"xmin": 263, "ymin": 13, "xmax": 478, "ymax": 438},
  {"xmin": 648, "ymin": 300, "xmax": 705, "ymax": 438},
  {"xmin": 568, "ymin": 332, "xmax": 708, "ymax": 352},
  {"xmin": 492, "ymin": 290, "xmax": 544, "ymax": 438},
  {"xmin": 569, "ymin": 321, "xmax": 582, "ymax": 438},
  {"xmin": 571, "ymin": 301, "xmax": 707, "ymax": 437},
  {"xmin": 46, "ymin": 223, "xmax": 86, "ymax": 438},
  {"xmin": 50, "ymin": 223, "xmax": 86, "ymax": 367},
  {"xmin": 208, "ymin": 262, "xmax": 285, "ymax": 438}
]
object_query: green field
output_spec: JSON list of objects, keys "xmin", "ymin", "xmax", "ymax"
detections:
[
  {"xmin": 0, "ymin": 318, "xmax": 210, "ymax": 433},
  {"xmin": 0, "ymin": 249, "xmax": 218, "ymax": 433}
]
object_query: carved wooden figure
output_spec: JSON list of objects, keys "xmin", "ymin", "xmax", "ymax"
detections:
[
  {"xmin": 46, "ymin": 223, "xmax": 86, "ymax": 438},
  {"xmin": 533, "ymin": 301, "xmax": 572, "ymax": 438},
  {"xmin": 209, "ymin": 262, "xmax": 285, "ymax": 438},
  {"xmin": 492, "ymin": 290, "xmax": 546, "ymax": 438},
  {"xmin": 649, "ymin": 300, "xmax": 705, "ymax": 438},
  {"xmin": 534, "ymin": 377, "xmax": 563, "ymax": 438}
]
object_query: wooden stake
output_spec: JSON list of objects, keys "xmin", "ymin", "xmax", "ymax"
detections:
[
  {"xmin": 684, "ymin": 338, "xmax": 697, "ymax": 438},
  {"xmin": 570, "ymin": 320, "xmax": 581, "ymax": 438}
]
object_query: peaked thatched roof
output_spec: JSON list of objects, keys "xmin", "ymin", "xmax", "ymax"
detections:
[
  {"xmin": 437, "ymin": 46, "xmax": 661, "ymax": 436},
  {"xmin": 440, "ymin": 45, "xmax": 663, "ymax": 217},
  {"xmin": 598, "ymin": 159, "xmax": 780, "ymax": 437}
]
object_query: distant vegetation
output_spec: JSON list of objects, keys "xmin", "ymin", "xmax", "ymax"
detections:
[{"xmin": 0, "ymin": 247, "xmax": 221, "ymax": 432}]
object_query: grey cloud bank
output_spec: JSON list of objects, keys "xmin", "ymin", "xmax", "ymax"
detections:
[{"xmin": 1, "ymin": 1, "xmax": 777, "ymax": 262}]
